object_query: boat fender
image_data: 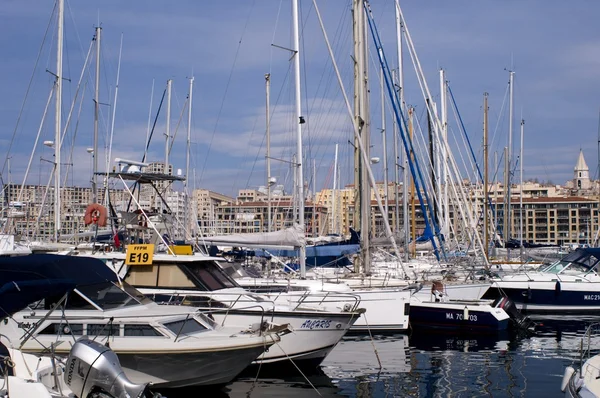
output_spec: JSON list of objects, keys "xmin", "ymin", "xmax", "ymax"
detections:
[
  {"xmin": 560, "ymin": 366, "xmax": 575, "ymax": 392},
  {"xmin": 463, "ymin": 306, "xmax": 469, "ymax": 321},
  {"xmin": 555, "ymin": 281, "xmax": 561, "ymax": 296}
]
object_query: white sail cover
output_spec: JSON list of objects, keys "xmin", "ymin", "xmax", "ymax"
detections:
[{"xmin": 199, "ymin": 224, "xmax": 305, "ymax": 249}]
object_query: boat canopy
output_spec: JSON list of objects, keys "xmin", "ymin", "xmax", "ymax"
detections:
[
  {"xmin": 0, "ymin": 279, "xmax": 76, "ymax": 319},
  {"xmin": 0, "ymin": 254, "xmax": 119, "ymax": 285}
]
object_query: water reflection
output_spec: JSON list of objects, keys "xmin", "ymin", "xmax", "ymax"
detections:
[{"xmin": 159, "ymin": 316, "xmax": 600, "ymax": 397}]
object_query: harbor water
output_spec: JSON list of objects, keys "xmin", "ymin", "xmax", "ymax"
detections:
[{"xmin": 170, "ymin": 315, "xmax": 600, "ymax": 397}]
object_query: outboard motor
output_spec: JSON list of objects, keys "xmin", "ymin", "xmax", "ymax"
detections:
[
  {"xmin": 493, "ymin": 296, "xmax": 536, "ymax": 332},
  {"xmin": 64, "ymin": 338, "xmax": 159, "ymax": 398}
]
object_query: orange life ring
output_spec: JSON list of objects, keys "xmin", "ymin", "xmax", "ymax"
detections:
[{"xmin": 84, "ymin": 203, "xmax": 107, "ymax": 227}]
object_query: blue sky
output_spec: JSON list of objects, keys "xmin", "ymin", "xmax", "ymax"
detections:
[{"xmin": 1, "ymin": 1, "xmax": 599, "ymax": 197}]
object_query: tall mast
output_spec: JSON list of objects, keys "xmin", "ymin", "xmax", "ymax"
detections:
[
  {"xmin": 439, "ymin": 69, "xmax": 449, "ymax": 239},
  {"xmin": 332, "ymin": 143, "xmax": 338, "ymax": 234},
  {"xmin": 409, "ymin": 107, "xmax": 416, "ymax": 258},
  {"xmin": 265, "ymin": 73, "xmax": 272, "ymax": 233},
  {"xmin": 54, "ymin": 0, "xmax": 64, "ymax": 242},
  {"xmin": 506, "ymin": 70, "xmax": 515, "ymax": 248},
  {"xmin": 312, "ymin": 159, "xmax": 316, "ymax": 236},
  {"xmin": 395, "ymin": 0, "xmax": 409, "ymax": 261},
  {"xmin": 504, "ymin": 146, "xmax": 509, "ymax": 251},
  {"xmin": 381, "ymin": 68, "xmax": 388, "ymax": 221},
  {"xmin": 597, "ymin": 108, "xmax": 600, "ymax": 247},
  {"xmin": 519, "ymin": 118, "xmax": 524, "ymax": 259},
  {"xmin": 92, "ymin": 26, "xmax": 101, "ymax": 204},
  {"xmin": 352, "ymin": 0, "xmax": 370, "ymax": 274},
  {"xmin": 185, "ymin": 76, "xmax": 194, "ymax": 238},
  {"xmin": 165, "ymin": 79, "xmax": 172, "ymax": 176},
  {"xmin": 483, "ymin": 92, "xmax": 489, "ymax": 261},
  {"xmin": 292, "ymin": 0, "xmax": 306, "ymax": 278}
]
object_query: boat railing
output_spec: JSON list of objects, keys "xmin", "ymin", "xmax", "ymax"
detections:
[
  {"xmin": 290, "ymin": 291, "xmax": 362, "ymax": 312},
  {"xmin": 580, "ymin": 322, "xmax": 600, "ymax": 362},
  {"xmin": 200, "ymin": 304, "xmax": 270, "ymax": 329},
  {"xmin": 153, "ymin": 290, "xmax": 279, "ymax": 309}
]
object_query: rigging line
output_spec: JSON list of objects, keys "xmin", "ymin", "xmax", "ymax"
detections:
[
  {"xmin": 199, "ymin": 0, "xmax": 257, "ymax": 183},
  {"xmin": 270, "ymin": 0, "xmax": 284, "ymax": 75},
  {"xmin": 490, "ymin": 83, "xmax": 510, "ymax": 156},
  {"xmin": 142, "ymin": 89, "xmax": 167, "ymax": 164},
  {"xmin": 168, "ymin": 96, "xmax": 189, "ymax": 156},
  {"xmin": 230, "ymin": 61, "xmax": 293, "ymax": 195},
  {"xmin": 1, "ymin": 1, "xmax": 56, "ymax": 182},
  {"xmin": 243, "ymin": 113, "xmax": 263, "ymax": 189},
  {"xmin": 447, "ymin": 84, "xmax": 483, "ymax": 181}
]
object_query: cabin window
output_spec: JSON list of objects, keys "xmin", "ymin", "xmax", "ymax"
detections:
[
  {"xmin": 124, "ymin": 325, "xmax": 162, "ymax": 337},
  {"xmin": 126, "ymin": 264, "xmax": 158, "ymax": 286},
  {"xmin": 180, "ymin": 261, "xmax": 238, "ymax": 291},
  {"xmin": 164, "ymin": 318, "xmax": 208, "ymax": 335},
  {"xmin": 157, "ymin": 265, "xmax": 195, "ymax": 288},
  {"xmin": 40, "ymin": 323, "xmax": 83, "ymax": 335},
  {"xmin": 87, "ymin": 323, "xmax": 121, "ymax": 336}
]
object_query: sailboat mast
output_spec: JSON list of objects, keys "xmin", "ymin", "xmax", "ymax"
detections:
[
  {"xmin": 332, "ymin": 143, "xmax": 338, "ymax": 235},
  {"xmin": 92, "ymin": 26, "xmax": 101, "ymax": 204},
  {"xmin": 381, "ymin": 68, "xmax": 388, "ymax": 219},
  {"xmin": 409, "ymin": 107, "xmax": 416, "ymax": 258},
  {"xmin": 506, "ymin": 71, "xmax": 515, "ymax": 248},
  {"xmin": 312, "ymin": 159, "xmax": 316, "ymax": 236},
  {"xmin": 520, "ymin": 118, "xmax": 524, "ymax": 259},
  {"xmin": 439, "ymin": 69, "xmax": 449, "ymax": 239},
  {"xmin": 165, "ymin": 79, "xmax": 172, "ymax": 176},
  {"xmin": 395, "ymin": 0, "xmax": 409, "ymax": 261},
  {"xmin": 597, "ymin": 108, "xmax": 600, "ymax": 247},
  {"xmin": 265, "ymin": 73, "xmax": 271, "ymax": 233},
  {"xmin": 292, "ymin": 0, "xmax": 306, "ymax": 278},
  {"xmin": 54, "ymin": 0, "xmax": 64, "ymax": 242},
  {"xmin": 483, "ymin": 92, "xmax": 489, "ymax": 261},
  {"xmin": 185, "ymin": 76, "xmax": 194, "ymax": 238},
  {"xmin": 352, "ymin": 0, "xmax": 371, "ymax": 274}
]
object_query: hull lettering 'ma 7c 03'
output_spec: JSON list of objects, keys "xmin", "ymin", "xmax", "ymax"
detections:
[{"xmin": 446, "ymin": 312, "xmax": 478, "ymax": 322}]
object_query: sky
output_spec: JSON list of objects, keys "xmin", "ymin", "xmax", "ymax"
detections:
[{"xmin": 1, "ymin": 1, "xmax": 599, "ymax": 198}]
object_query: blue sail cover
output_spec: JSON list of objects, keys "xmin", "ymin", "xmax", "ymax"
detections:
[{"xmin": 255, "ymin": 244, "xmax": 359, "ymax": 268}]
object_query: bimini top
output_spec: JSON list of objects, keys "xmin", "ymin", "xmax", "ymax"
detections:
[
  {"xmin": 0, "ymin": 254, "xmax": 116, "ymax": 318},
  {"xmin": 0, "ymin": 279, "xmax": 76, "ymax": 319},
  {"xmin": 0, "ymin": 254, "xmax": 118, "ymax": 287}
]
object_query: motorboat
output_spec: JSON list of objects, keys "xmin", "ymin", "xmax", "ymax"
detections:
[
  {"xmin": 409, "ymin": 281, "xmax": 535, "ymax": 333},
  {"xmin": 235, "ymin": 275, "xmax": 411, "ymax": 332},
  {"xmin": 480, "ymin": 248, "xmax": 600, "ymax": 313},
  {"xmin": 69, "ymin": 250, "xmax": 364, "ymax": 368},
  {"xmin": 0, "ymin": 254, "xmax": 282, "ymax": 388},
  {"xmin": 0, "ymin": 257, "xmax": 161, "ymax": 398}
]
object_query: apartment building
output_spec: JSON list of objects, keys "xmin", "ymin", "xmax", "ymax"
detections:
[{"xmin": 208, "ymin": 200, "xmax": 327, "ymax": 236}]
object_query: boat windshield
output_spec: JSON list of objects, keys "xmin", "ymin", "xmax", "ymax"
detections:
[
  {"xmin": 73, "ymin": 281, "xmax": 150, "ymax": 310},
  {"xmin": 541, "ymin": 251, "xmax": 600, "ymax": 275}
]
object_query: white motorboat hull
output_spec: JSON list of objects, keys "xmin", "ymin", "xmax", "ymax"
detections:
[
  {"xmin": 267, "ymin": 289, "xmax": 410, "ymax": 332},
  {"xmin": 209, "ymin": 310, "xmax": 360, "ymax": 366}
]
